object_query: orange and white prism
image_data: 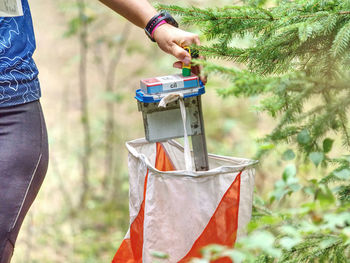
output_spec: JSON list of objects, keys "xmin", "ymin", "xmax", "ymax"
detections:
[{"xmin": 112, "ymin": 139, "xmax": 256, "ymax": 263}]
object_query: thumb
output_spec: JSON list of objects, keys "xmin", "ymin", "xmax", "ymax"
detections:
[
  {"xmin": 173, "ymin": 61, "xmax": 182, "ymax": 69},
  {"xmin": 170, "ymin": 43, "xmax": 191, "ymax": 64}
]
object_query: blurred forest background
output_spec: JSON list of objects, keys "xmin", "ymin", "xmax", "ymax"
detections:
[
  {"xmin": 14, "ymin": 0, "xmax": 270, "ymax": 262},
  {"xmin": 13, "ymin": 0, "xmax": 350, "ymax": 262}
]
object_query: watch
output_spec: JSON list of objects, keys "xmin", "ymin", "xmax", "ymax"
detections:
[{"xmin": 144, "ymin": 11, "xmax": 179, "ymax": 42}]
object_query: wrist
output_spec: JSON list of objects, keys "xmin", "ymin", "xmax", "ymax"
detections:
[
  {"xmin": 142, "ymin": 11, "xmax": 158, "ymax": 28},
  {"xmin": 151, "ymin": 20, "xmax": 167, "ymax": 39},
  {"xmin": 153, "ymin": 22, "xmax": 173, "ymax": 43},
  {"xmin": 144, "ymin": 11, "xmax": 178, "ymax": 42}
]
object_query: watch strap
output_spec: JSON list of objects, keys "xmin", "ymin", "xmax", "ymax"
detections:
[{"xmin": 144, "ymin": 11, "xmax": 178, "ymax": 42}]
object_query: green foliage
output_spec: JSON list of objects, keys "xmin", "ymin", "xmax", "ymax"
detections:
[
  {"xmin": 270, "ymin": 164, "xmax": 300, "ymax": 202},
  {"xmin": 151, "ymin": 251, "xmax": 169, "ymax": 259},
  {"xmin": 309, "ymin": 152, "xmax": 324, "ymax": 167},
  {"xmin": 63, "ymin": 3, "xmax": 96, "ymax": 38},
  {"xmin": 160, "ymin": 0, "xmax": 350, "ymax": 262},
  {"xmin": 159, "ymin": 0, "xmax": 350, "ymax": 155},
  {"xmin": 282, "ymin": 149, "xmax": 295, "ymax": 161},
  {"xmin": 323, "ymin": 138, "xmax": 334, "ymax": 153}
]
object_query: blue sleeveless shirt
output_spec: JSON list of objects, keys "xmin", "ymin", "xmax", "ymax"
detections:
[{"xmin": 0, "ymin": 0, "xmax": 40, "ymax": 107}]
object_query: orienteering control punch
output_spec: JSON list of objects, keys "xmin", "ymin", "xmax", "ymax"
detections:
[{"xmin": 182, "ymin": 47, "xmax": 199, "ymax": 77}]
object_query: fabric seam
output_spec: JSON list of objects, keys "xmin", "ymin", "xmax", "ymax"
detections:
[{"xmin": 10, "ymin": 153, "xmax": 42, "ymax": 230}]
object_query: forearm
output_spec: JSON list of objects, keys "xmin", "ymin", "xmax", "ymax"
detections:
[{"xmin": 98, "ymin": 0, "xmax": 157, "ymax": 28}]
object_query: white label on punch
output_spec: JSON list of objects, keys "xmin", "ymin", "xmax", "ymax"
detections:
[
  {"xmin": 157, "ymin": 74, "xmax": 184, "ymax": 91},
  {"xmin": 0, "ymin": 0, "xmax": 23, "ymax": 17}
]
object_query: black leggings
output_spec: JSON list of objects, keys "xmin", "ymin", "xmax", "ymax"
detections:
[{"xmin": 0, "ymin": 100, "xmax": 49, "ymax": 263}]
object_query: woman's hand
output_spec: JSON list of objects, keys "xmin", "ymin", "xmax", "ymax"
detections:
[
  {"xmin": 98, "ymin": 0, "xmax": 206, "ymax": 83},
  {"xmin": 153, "ymin": 24, "xmax": 199, "ymax": 64},
  {"xmin": 153, "ymin": 24, "xmax": 207, "ymax": 84}
]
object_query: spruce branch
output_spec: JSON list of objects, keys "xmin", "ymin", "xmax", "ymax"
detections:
[
  {"xmin": 161, "ymin": 1, "xmax": 350, "ymax": 262},
  {"xmin": 331, "ymin": 20, "xmax": 350, "ymax": 57}
]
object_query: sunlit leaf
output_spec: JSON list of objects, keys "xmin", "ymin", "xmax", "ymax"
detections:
[
  {"xmin": 282, "ymin": 149, "xmax": 295, "ymax": 161},
  {"xmin": 319, "ymin": 237, "xmax": 340, "ymax": 249},
  {"xmin": 151, "ymin": 251, "xmax": 169, "ymax": 259},
  {"xmin": 279, "ymin": 236, "xmax": 302, "ymax": 250},
  {"xmin": 259, "ymin": 143, "xmax": 275, "ymax": 150},
  {"xmin": 317, "ymin": 184, "xmax": 336, "ymax": 207},
  {"xmin": 282, "ymin": 164, "xmax": 296, "ymax": 181},
  {"xmin": 202, "ymin": 244, "xmax": 225, "ymax": 254},
  {"xmin": 224, "ymin": 250, "xmax": 246, "ymax": 263},
  {"xmin": 280, "ymin": 225, "xmax": 298, "ymax": 236},
  {"xmin": 333, "ymin": 168, "xmax": 350, "ymax": 180},
  {"xmin": 324, "ymin": 212, "xmax": 350, "ymax": 229},
  {"xmin": 297, "ymin": 129, "xmax": 311, "ymax": 145},
  {"xmin": 323, "ymin": 138, "xmax": 334, "ymax": 153},
  {"xmin": 309, "ymin": 152, "xmax": 324, "ymax": 167}
]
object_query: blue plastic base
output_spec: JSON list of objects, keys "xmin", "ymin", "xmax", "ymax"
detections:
[{"xmin": 135, "ymin": 81, "xmax": 206, "ymax": 103}]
